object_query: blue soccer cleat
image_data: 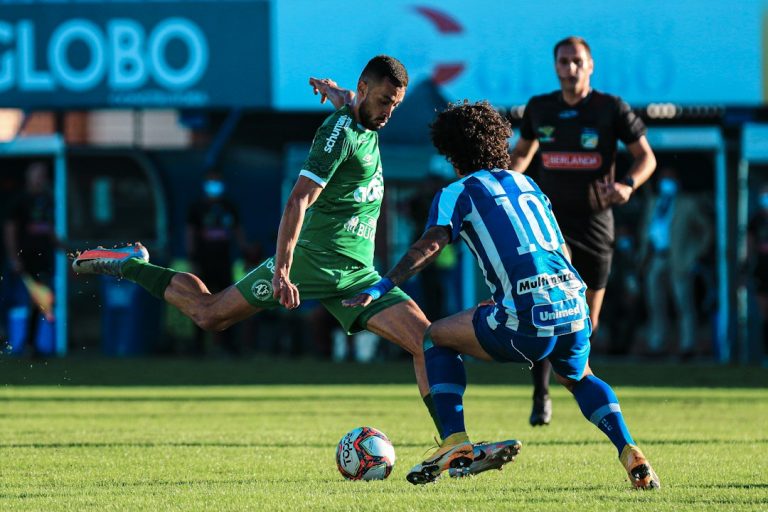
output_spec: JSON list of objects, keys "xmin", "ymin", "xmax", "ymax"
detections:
[
  {"xmin": 72, "ymin": 243, "xmax": 149, "ymax": 277},
  {"xmin": 449, "ymin": 439, "xmax": 522, "ymax": 478}
]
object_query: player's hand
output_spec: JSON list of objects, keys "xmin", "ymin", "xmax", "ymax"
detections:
[
  {"xmin": 477, "ymin": 298, "xmax": 495, "ymax": 307},
  {"xmin": 272, "ymin": 272, "xmax": 300, "ymax": 309},
  {"xmin": 597, "ymin": 181, "xmax": 633, "ymax": 206},
  {"xmin": 341, "ymin": 278, "xmax": 394, "ymax": 308},
  {"xmin": 342, "ymin": 293, "xmax": 374, "ymax": 308},
  {"xmin": 309, "ymin": 77, "xmax": 338, "ymax": 104},
  {"xmin": 309, "ymin": 77, "xmax": 355, "ymax": 109},
  {"xmin": 609, "ymin": 182, "xmax": 634, "ymax": 205}
]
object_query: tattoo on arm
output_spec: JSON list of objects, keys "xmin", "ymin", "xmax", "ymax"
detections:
[{"xmin": 386, "ymin": 227, "xmax": 451, "ymax": 286}]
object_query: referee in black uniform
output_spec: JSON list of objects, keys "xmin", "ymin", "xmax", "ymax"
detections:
[{"xmin": 510, "ymin": 36, "xmax": 656, "ymax": 425}]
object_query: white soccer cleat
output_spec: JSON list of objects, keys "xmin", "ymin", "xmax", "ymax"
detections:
[{"xmin": 71, "ymin": 243, "xmax": 149, "ymax": 277}]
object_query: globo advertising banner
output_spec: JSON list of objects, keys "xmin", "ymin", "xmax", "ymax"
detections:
[{"xmin": 0, "ymin": 0, "xmax": 270, "ymax": 108}]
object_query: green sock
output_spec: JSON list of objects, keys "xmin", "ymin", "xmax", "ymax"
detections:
[
  {"xmin": 423, "ymin": 393, "xmax": 442, "ymax": 434},
  {"xmin": 121, "ymin": 258, "xmax": 177, "ymax": 299}
]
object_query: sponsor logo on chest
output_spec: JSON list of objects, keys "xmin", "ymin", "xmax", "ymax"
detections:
[
  {"xmin": 542, "ymin": 152, "xmax": 602, "ymax": 170},
  {"xmin": 353, "ymin": 170, "xmax": 384, "ymax": 203}
]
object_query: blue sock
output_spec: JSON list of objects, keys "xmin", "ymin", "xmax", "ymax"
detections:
[
  {"xmin": 572, "ymin": 375, "xmax": 635, "ymax": 456},
  {"xmin": 424, "ymin": 333, "xmax": 466, "ymax": 440}
]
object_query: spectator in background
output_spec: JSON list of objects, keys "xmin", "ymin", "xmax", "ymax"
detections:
[
  {"xmin": 746, "ymin": 183, "xmax": 768, "ymax": 359},
  {"xmin": 186, "ymin": 169, "xmax": 251, "ymax": 355},
  {"xmin": 600, "ymin": 224, "xmax": 642, "ymax": 355},
  {"xmin": 639, "ymin": 167, "xmax": 712, "ymax": 359},
  {"xmin": 3, "ymin": 161, "xmax": 55, "ymax": 356}
]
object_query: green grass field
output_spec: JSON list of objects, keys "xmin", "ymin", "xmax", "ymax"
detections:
[{"xmin": 1, "ymin": 358, "xmax": 766, "ymax": 511}]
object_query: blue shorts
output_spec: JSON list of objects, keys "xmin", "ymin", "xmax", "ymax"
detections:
[{"xmin": 472, "ymin": 305, "xmax": 591, "ymax": 380}]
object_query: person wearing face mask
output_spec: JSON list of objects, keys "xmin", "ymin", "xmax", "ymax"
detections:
[
  {"xmin": 639, "ymin": 167, "xmax": 712, "ymax": 359},
  {"xmin": 186, "ymin": 169, "xmax": 249, "ymax": 355},
  {"xmin": 746, "ymin": 185, "xmax": 768, "ymax": 360}
]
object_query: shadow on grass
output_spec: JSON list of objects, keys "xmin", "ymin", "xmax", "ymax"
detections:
[
  {"xmin": 1, "ymin": 356, "xmax": 766, "ymax": 388},
  {"xmin": 3, "ymin": 438, "xmax": 765, "ymax": 450}
]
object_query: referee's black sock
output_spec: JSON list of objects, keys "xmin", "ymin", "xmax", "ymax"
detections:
[{"xmin": 531, "ymin": 358, "xmax": 551, "ymax": 398}]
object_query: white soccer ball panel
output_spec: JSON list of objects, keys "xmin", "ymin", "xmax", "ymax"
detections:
[
  {"xmin": 360, "ymin": 435, "xmax": 396, "ymax": 463},
  {"xmin": 337, "ymin": 430, "xmax": 363, "ymax": 476},
  {"xmin": 361, "ymin": 462, "xmax": 389, "ymax": 481}
]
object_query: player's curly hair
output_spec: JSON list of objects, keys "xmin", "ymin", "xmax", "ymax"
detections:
[{"xmin": 430, "ymin": 100, "xmax": 512, "ymax": 176}]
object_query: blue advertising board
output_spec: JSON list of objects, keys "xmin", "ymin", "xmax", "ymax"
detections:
[
  {"xmin": 273, "ymin": 0, "xmax": 766, "ymax": 109},
  {"xmin": 0, "ymin": 0, "xmax": 270, "ymax": 108}
]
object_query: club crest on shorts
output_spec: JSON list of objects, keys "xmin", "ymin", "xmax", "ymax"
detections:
[{"xmin": 251, "ymin": 279, "xmax": 272, "ymax": 300}]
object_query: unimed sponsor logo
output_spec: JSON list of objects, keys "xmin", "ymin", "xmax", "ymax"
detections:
[
  {"xmin": 324, "ymin": 115, "xmax": 351, "ymax": 153},
  {"xmin": 542, "ymin": 152, "xmax": 602, "ymax": 170},
  {"xmin": 531, "ymin": 298, "xmax": 585, "ymax": 327},
  {"xmin": 538, "ymin": 304, "xmax": 581, "ymax": 322}
]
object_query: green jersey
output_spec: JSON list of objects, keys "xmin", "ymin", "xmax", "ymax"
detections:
[{"xmin": 297, "ymin": 105, "xmax": 383, "ymax": 265}]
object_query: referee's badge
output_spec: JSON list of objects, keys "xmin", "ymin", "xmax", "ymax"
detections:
[{"xmin": 581, "ymin": 128, "xmax": 598, "ymax": 149}]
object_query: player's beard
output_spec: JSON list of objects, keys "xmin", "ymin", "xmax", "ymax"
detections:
[{"xmin": 359, "ymin": 99, "xmax": 386, "ymax": 131}]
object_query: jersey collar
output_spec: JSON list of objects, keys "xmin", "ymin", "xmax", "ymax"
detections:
[{"xmin": 558, "ymin": 89, "xmax": 593, "ymax": 108}]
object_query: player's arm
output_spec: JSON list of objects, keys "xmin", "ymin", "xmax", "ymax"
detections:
[
  {"xmin": 309, "ymin": 77, "xmax": 355, "ymax": 109},
  {"xmin": 272, "ymin": 176, "xmax": 324, "ymax": 309},
  {"xmin": 509, "ymin": 137, "xmax": 539, "ymax": 173},
  {"xmin": 561, "ymin": 243, "xmax": 572, "ymax": 262},
  {"xmin": 342, "ymin": 226, "xmax": 451, "ymax": 308}
]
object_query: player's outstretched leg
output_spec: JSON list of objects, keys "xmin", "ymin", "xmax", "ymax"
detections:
[
  {"xmin": 74, "ymin": 243, "xmax": 258, "ymax": 332},
  {"xmin": 407, "ymin": 329, "xmax": 473, "ymax": 484},
  {"xmin": 427, "ymin": 308, "xmax": 522, "ymax": 479},
  {"xmin": 568, "ymin": 371, "xmax": 660, "ymax": 489},
  {"xmin": 530, "ymin": 359, "xmax": 552, "ymax": 426},
  {"xmin": 72, "ymin": 243, "xmax": 174, "ymax": 299},
  {"xmin": 73, "ymin": 243, "xmax": 149, "ymax": 277}
]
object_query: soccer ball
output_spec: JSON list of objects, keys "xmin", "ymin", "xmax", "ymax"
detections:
[{"xmin": 335, "ymin": 426, "xmax": 396, "ymax": 480}]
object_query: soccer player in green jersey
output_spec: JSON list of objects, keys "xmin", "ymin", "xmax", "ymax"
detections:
[{"xmin": 73, "ymin": 55, "xmax": 439, "ymax": 424}]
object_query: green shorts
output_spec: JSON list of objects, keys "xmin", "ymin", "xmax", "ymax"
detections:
[{"xmin": 235, "ymin": 245, "xmax": 411, "ymax": 334}]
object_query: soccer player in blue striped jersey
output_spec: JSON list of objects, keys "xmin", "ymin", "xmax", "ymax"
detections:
[{"xmin": 343, "ymin": 101, "xmax": 659, "ymax": 489}]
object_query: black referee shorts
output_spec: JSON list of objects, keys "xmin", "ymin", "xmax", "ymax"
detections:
[{"xmin": 566, "ymin": 243, "xmax": 613, "ymax": 291}]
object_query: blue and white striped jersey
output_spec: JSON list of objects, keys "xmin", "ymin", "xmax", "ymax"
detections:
[{"xmin": 426, "ymin": 168, "xmax": 589, "ymax": 337}]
